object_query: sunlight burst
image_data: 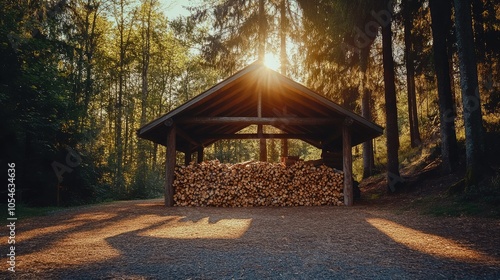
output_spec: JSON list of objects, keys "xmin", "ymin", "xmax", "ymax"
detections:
[{"xmin": 264, "ymin": 52, "xmax": 281, "ymax": 71}]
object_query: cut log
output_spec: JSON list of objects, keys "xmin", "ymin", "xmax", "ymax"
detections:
[{"xmin": 173, "ymin": 160, "xmax": 344, "ymax": 207}]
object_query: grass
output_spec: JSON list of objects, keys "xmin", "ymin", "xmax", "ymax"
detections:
[
  {"xmin": 402, "ymin": 173, "xmax": 500, "ymax": 218},
  {"xmin": 0, "ymin": 197, "xmax": 152, "ymax": 221},
  {"xmin": 408, "ymin": 196, "xmax": 483, "ymax": 216},
  {"xmin": 417, "ymin": 197, "xmax": 499, "ymax": 218},
  {"xmin": 0, "ymin": 204, "xmax": 65, "ymax": 220}
]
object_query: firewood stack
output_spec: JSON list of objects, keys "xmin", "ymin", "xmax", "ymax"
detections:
[{"xmin": 173, "ymin": 160, "xmax": 344, "ymax": 207}]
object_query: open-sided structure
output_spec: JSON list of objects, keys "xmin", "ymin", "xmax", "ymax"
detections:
[{"xmin": 137, "ymin": 62, "xmax": 383, "ymax": 206}]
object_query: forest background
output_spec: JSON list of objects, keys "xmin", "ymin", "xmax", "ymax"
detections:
[{"xmin": 0, "ymin": 0, "xmax": 498, "ymax": 207}]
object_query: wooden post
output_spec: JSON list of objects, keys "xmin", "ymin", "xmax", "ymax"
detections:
[
  {"xmin": 281, "ymin": 139, "xmax": 288, "ymax": 158},
  {"xmin": 258, "ymin": 125, "xmax": 267, "ymax": 161},
  {"xmin": 343, "ymin": 119, "xmax": 353, "ymax": 206},
  {"xmin": 197, "ymin": 146, "xmax": 204, "ymax": 163},
  {"xmin": 258, "ymin": 86, "xmax": 267, "ymax": 162},
  {"xmin": 184, "ymin": 149, "xmax": 192, "ymax": 166},
  {"xmin": 165, "ymin": 125, "xmax": 176, "ymax": 207}
]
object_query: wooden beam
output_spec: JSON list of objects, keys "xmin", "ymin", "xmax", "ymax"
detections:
[
  {"xmin": 177, "ymin": 117, "xmax": 341, "ymax": 126},
  {"xmin": 201, "ymin": 133, "xmax": 323, "ymax": 139},
  {"xmin": 195, "ymin": 87, "xmax": 246, "ymax": 116},
  {"xmin": 342, "ymin": 121, "xmax": 353, "ymax": 206},
  {"xmin": 138, "ymin": 63, "xmax": 262, "ymax": 136},
  {"xmin": 277, "ymin": 72, "xmax": 384, "ymax": 133},
  {"xmin": 165, "ymin": 125, "xmax": 176, "ymax": 207},
  {"xmin": 197, "ymin": 146, "xmax": 204, "ymax": 163}
]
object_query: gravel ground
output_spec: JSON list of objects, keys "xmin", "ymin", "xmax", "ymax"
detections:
[{"xmin": 3, "ymin": 199, "xmax": 500, "ymax": 279}]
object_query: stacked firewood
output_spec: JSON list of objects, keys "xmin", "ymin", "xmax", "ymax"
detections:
[{"xmin": 173, "ymin": 160, "xmax": 344, "ymax": 207}]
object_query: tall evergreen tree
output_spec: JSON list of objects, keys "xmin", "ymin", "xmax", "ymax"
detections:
[
  {"xmin": 402, "ymin": 0, "xmax": 422, "ymax": 148},
  {"xmin": 110, "ymin": 0, "xmax": 136, "ymax": 194},
  {"xmin": 453, "ymin": 0, "xmax": 486, "ymax": 186},
  {"xmin": 298, "ymin": 0, "xmax": 378, "ymax": 178},
  {"xmin": 429, "ymin": 0, "xmax": 459, "ymax": 174},
  {"xmin": 380, "ymin": 1, "xmax": 402, "ymax": 192}
]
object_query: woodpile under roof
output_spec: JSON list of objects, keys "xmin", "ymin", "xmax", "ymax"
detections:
[{"xmin": 137, "ymin": 61, "xmax": 384, "ymax": 207}]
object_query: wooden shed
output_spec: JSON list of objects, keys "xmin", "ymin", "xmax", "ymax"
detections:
[{"xmin": 137, "ymin": 62, "xmax": 383, "ymax": 206}]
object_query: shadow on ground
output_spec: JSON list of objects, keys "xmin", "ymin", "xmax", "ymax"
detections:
[{"xmin": 4, "ymin": 199, "xmax": 500, "ymax": 279}]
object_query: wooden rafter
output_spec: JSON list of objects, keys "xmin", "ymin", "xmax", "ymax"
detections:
[{"xmin": 176, "ymin": 117, "xmax": 342, "ymax": 126}]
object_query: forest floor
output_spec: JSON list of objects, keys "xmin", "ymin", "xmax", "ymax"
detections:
[
  {"xmin": 3, "ymin": 197, "xmax": 500, "ymax": 279},
  {"xmin": 359, "ymin": 135, "xmax": 500, "ymax": 219}
]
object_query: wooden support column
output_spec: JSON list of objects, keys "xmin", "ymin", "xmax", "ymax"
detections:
[
  {"xmin": 281, "ymin": 139, "xmax": 288, "ymax": 158},
  {"xmin": 258, "ymin": 125, "xmax": 267, "ymax": 161},
  {"xmin": 165, "ymin": 124, "xmax": 176, "ymax": 207},
  {"xmin": 197, "ymin": 146, "xmax": 204, "ymax": 163},
  {"xmin": 343, "ymin": 118, "xmax": 353, "ymax": 206},
  {"xmin": 280, "ymin": 109, "xmax": 288, "ymax": 158},
  {"xmin": 184, "ymin": 148, "xmax": 192, "ymax": 166},
  {"xmin": 258, "ymin": 88, "xmax": 267, "ymax": 162}
]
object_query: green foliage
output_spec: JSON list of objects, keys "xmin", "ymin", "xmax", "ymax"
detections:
[
  {"xmin": 129, "ymin": 168, "xmax": 164, "ymax": 199},
  {"xmin": 58, "ymin": 149, "xmax": 114, "ymax": 206},
  {"xmin": 0, "ymin": 1, "xmax": 73, "ymax": 205},
  {"xmin": 2, "ymin": 0, "xmax": 499, "ymax": 207}
]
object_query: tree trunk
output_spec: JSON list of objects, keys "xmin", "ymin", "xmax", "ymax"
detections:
[
  {"xmin": 359, "ymin": 47, "xmax": 374, "ymax": 178},
  {"xmin": 429, "ymin": 0, "xmax": 459, "ymax": 174},
  {"xmin": 140, "ymin": 0, "xmax": 151, "ymax": 129},
  {"xmin": 381, "ymin": 14, "xmax": 401, "ymax": 192},
  {"xmin": 83, "ymin": 0, "xmax": 99, "ymax": 127},
  {"xmin": 137, "ymin": 0, "xmax": 153, "ymax": 195},
  {"xmin": 453, "ymin": 0, "xmax": 486, "ymax": 186},
  {"xmin": 403, "ymin": 8, "xmax": 421, "ymax": 147},
  {"xmin": 361, "ymin": 89, "xmax": 375, "ymax": 178},
  {"xmin": 114, "ymin": 0, "xmax": 134, "ymax": 195},
  {"xmin": 116, "ymin": 22, "xmax": 124, "ymax": 194},
  {"xmin": 472, "ymin": 0, "xmax": 493, "ymax": 120}
]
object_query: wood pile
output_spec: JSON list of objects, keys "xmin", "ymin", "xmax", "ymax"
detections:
[{"xmin": 173, "ymin": 160, "xmax": 344, "ymax": 207}]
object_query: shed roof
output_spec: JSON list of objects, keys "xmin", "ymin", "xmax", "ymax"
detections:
[{"xmin": 137, "ymin": 62, "xmax": 383, "ymax": 153}]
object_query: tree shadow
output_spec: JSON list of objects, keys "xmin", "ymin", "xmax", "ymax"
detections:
[{"xmin": 7, "ymin": 202, "xmax": 500, "ymax": 279}]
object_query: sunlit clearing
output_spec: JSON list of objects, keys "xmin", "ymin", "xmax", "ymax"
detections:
[
  {"xmin": 366, "ymin": 218, "xmax": 499, "ymax": 264},
  {"xmin": 264, "ymin": 52, "xmax": 281, "ymax": 71},
  {"xmin": 135, "ymin": 202, "xmax": 160, "ymax": 207},
  {"xmin": 19, "ymin": 212, "xmax": 118, "ymax": 243},
  {"xmin": 19, "ymin": 221, "xmax": 86, "ymax": 242},
  {"xmin": 68, "ymin": 212, "xmax": 118, "ymax": 222},
  {"xmin": 20, "ymin": 214, "xmax": 170, "ymax": 269},
  {"xmin": 140, "ymin": 217, "xmax": 252, "ymax": 239}
]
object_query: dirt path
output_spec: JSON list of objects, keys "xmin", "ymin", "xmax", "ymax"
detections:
[{"xmin": 3, "ymin": 199, "xmax": 500, "ymax": 279}]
